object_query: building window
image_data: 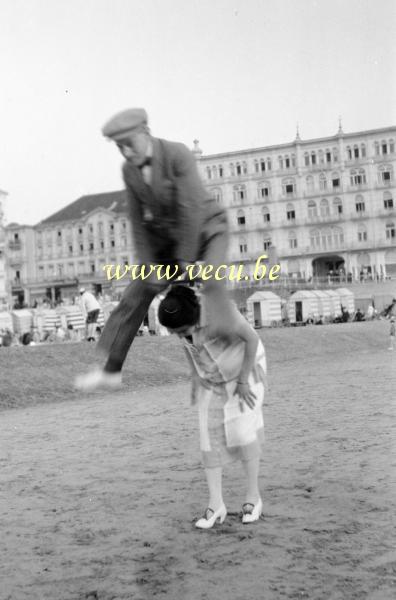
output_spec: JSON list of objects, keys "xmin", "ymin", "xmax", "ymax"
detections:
[
  {"xmin": 361, "ymin": 144, "xmax": 366, "ymax": 158},
  {"xmin": 262, "ymin": 207, "xmax": 270, "ymax": 223},
  {"xmin": 230, "ymin": 163, "xmax": 235, "ymax": 176},
  {"xmin": 386, "ymin": 223, "xmax": 395, "ymax": 239},
  {"xmin": 285, "ymin": 156, "xmax": 290, "ymax": 169},
  {"xmin": 326, "ymin": 151, "xmax": 332, "ymax": 163},
  {"xmin": 350, "ymin": 169, "xmax": 366, "ymax": 186},
  {"xmin": 332, "ymin": 175, "xmax": 340, "ymax": 188},
  {"xmin": 236, "ymin": 163, "xmax": 242, "ymax": 176},
  {"xmin": 320, "ymin": 198, "xmax": 330, "ymax": 217},
  {"xmin": 278, "ymin": 156, "xmax": 283, "ymax": 169},
  {"xmin": 306, "ymin": 175, "xmax": 314, "ymax": 192},
  {"xmin": 286, "ymin": 203, "xmax": 295, "ymax": 220},
  {"xmin": 211, "ymin": 188, "xmax": 222, "ymax": 204},
  {"xmin": 311, "ymin": 152, "xmax": 316, "ymax": 165},
  {"xmin": 319, "ymin": 173, "xmax": 327, "ymax": 191},
  {"xmin": 122, "ymin": 221, "xmax": 127, "ymax": 230},
  {"xmin": 80, "ymin": 243, "xmax": 84, "ymax": 251},
  {"xmin": 357, "ymin": 225, "xmax": 367, "ymax": 242},
  {"xmin": 355, "ymin": 196, "xmax": 365, "ymax": 212},
  {"xmin": 390, "ymin": 140, "xmax": 395, "ymax": 154},
  {"xmin": 100, "ymin": 240, "xmax": 104, "ymax": 249},
  {"xmin": 89, "ymin": 242, "xmax": 94, "ymax": 250},
  {"xmin": 109, "ymin": 223, "xmax": 114, "ymax": 232},
  {"xmin": 260, "ymin": 159, "xmax": 266, "ymax": 172},
  {"xmin": 233, "ymin": 185, "xmax": 246, "ymax": 202},
  {"xmin": 310, "ymin": 229, "xmax": 320, "ymax": 248},
  {"xmin": 288, "ymin": 231, "xmax": 297, "ymax": 249},
  {"xmin": 308, "ymin": 200, "xmax": 317, "ymax": 219},
  {"xmin": 237, "ymin": 210, "xmax": 246, "ymax": 226},
  {"xmin": 304, "ymin": 153, "xmax": 310, "ymax": 166},
  {"xmin": 68, "ymin": 245, "xmax": 73, "ymax": 254},
  {"xmin": 382, "ymin": 142, "xmax": 388, "ymax": 155},
  {"xmin": 219, "ymin": 165, "xmax": 224, "ymax": 177},
  {"xmin": 206, "ymin": 167, "xmax": 212, "ymax": 180},
  {"xmin": 384, "ymin": 192, "xmax": 393, "ymax": 209},
  {"xmin": 259, "ymin": 182, "xmax": 270, "ymax": 198},
  {"xmin": 78, "ymin": 227, "xmax": 83, "ymax": 235},
  {"xmin": 374, "ymin": 141, "xmax": 380, "ymax": 155},
  {"xmin": 90, "ymin": 263, "xmax": 95, "ymax": 273},
  {"xmin": 283, "ymin": 178, "xmax": 295, "ymax": 195},
  {"xmin": 239, "ymin": 238, "xmax": 248, "ymax": 254},
  {"xmin": 57, "ymin": 230, "xmax": 62, "ymax": 238},
  {"xmin": 333, "ymin": 198, "xmax": 343, "ymax": 215},
  {"xmin": 378, "ymin": 165, "xmax": 393, "ymax": 184},
  {"xmin": 111, "ymin": 240, "xmax": 115, "ymax": 247},
  {"xmin": 354, "ymin": 145, "xmax": 359, "ymax": 159},
  {"xmin": 263, "ymin": 239, "xmax": 271, "ymax": 251}
]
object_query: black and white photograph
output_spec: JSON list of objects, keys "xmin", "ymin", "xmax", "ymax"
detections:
[{"xmin": 0, "ymin": 1, "xmax": 395, "ymax": 598}]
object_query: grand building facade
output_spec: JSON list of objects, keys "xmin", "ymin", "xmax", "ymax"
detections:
[
  {"xmin": 3, "ymin": 124, "xmax": 396, "ymax": 306},
  {"xmin": 195, "ymin": 124, "xmax": 396, "ymax": 282}
]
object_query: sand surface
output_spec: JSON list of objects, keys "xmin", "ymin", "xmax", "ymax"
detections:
[{"xmin": 1, "ymin": 325, "xmax": 396, "ymax": 600}]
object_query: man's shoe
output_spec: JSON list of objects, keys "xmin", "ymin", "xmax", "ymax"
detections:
[{"xmin": 74, "ymin": 369, "xmax": 122, "ymax": 391}]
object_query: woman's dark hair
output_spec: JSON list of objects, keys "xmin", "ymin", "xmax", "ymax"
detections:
[{"xmin": 158, "ymin": 285, "xmax": 200, "ymax": 329}]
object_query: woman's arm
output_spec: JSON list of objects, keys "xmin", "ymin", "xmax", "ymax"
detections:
[{"xmin": 232, "ymin": 310, "xmax": 259, "ymax": 409}]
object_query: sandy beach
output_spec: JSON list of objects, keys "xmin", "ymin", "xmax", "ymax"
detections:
[{"xmin": 1, "ymin": 321, "xmax": 396, "ymax": 599}]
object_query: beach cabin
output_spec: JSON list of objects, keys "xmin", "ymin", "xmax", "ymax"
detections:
[
  {"xmin": 0, "ymin": 311, "xmax": 13, "ymax": 333},
  {"xmin": 287, "ymin": 290, "xmax": 319, "ymax": 324},
  {"xmin": 336, "ymin": 288, "xmax": 355, "ymax": 314},
  {"xmin": 311, "ymin": 290, "xmax": 332, "ymax": 319},
  {"xmin": 246, "ymin": 291, "xmax": 282, "ymax": 328},
  {"xmin": 325, "ymin": 289, "xmax": 342, "ymax": 318},
  {"xmin": 11, "ymin": 309, "xmax": 33, "ymax": 334}
]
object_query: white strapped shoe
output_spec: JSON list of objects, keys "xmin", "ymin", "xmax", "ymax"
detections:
[
  {"xmin": 195, "ymin": 504, "xmax": 227, "ymax": 529},
  {"xmin": 242, "ymin": 497, "xmax": 263, "ymax": 524}
]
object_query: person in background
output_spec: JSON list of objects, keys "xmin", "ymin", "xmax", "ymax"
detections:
[
  {"xmin": 158, "ymin": 285, "xmax": 266, "ymax": 529},
  {"xmin": 388, "ymin": 316, "xmax": 395, "ymax": 351},
  {"xmin": 79, "ymin": 287, "xmax": 101, "ymax": 342}
]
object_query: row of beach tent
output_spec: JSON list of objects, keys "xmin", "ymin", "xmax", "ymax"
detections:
[{"xmin": 0, "ymin": 287, "xmax": 392, "ymax": 337}]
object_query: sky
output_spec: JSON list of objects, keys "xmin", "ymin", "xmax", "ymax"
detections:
[{"xmin": 0, "ymin": 0, "xmax": 395, "ymax": 225}]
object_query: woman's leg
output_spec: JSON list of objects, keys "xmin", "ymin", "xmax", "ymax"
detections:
[
  {"xmin": 204, "ymin": 466, "xmax": 224, "ymax": 510},
  {"xmin": 242, "ymin": 454, "xmax": 261, "ymax": 504}
]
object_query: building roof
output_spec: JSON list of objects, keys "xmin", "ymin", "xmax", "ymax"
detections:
[
  {"xmin": 200, "ymin": 125, "xmax": 396, "ymax": 161},
  {"xmin": 39, "ymin": 190, "xmax": 128, "ymax": 226}
]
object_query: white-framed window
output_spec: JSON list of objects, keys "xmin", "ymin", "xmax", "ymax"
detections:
[
  {"xmin": 286, "ymin": 203, "xmax": 295, "ymax": 221},
  {"xmin": 310, "ymin": 228, "xmax": 320, "ymax": 248},
  {"xmin": 262, "ymin": 206, "xmax": 270, "ymax": 223},
  {"xmin": 206, "ymin": 166, "xmax": 212, "ymax": 180},
  {"xmin": 357, "ymin": 224, "xmax": 367, "ymax": 242},
  {"xmin": 333, "ymin": 226, "xmax": 344, "ymax": 246},
  {"xmin": 384, "ymin": 191, "xmax": 394, "ymax": 209},
  {"xmin": 233, "ymin": 184, "xmax": 246, "ymax": 202},
  {"xmin": 332, "ymin": 172, "xmax": 340, "ymax": 188},
  {"xmin": 350, "ymin": 169, "xmax": 366, "ymax": 186},
  {"xmin": 389, "ymin": 140, "xmax": 395, "ymax": 154},
  {"xmin": 355, "ymin": 195, "xmax": 365, "ymax": 212},
  {"xmin": 386, "ymin": 222, "xmax": 395, "ymax": 240},
  {"xmin": 319, "ymin": 173, "xmax": 327, "ymax": 191},
  {"xmin": 378, "ymin": 164, "xmax": 393, "ymax": 184},
  {"xmin": 239, "ymin": 237, "xmax": 248, "ymax": 254},
  {"xmin": 211, "ymin": 188, "xmax": 222, "ymax": 204},
  {"xmin": 307, "ymin": 200, "xmax": 317, "ymax": 219},
  {"xmin": 320, "ymin": 198, "xmax": 330, "ymax": 217},
  {"xmin": 258, "ymin": 181, "xmax": 271, "ymax": 198},
  {"xmin": 237, "ymin": 209, "xmax": 246, "ymax": 227},
  {"xmin": 326, "ymin": 149, "xmax": 332, "ymax": 163},
  {"xmin": 263, "ymin": 238, "xmax": 271, "ymax": 251},
  {"xmin": 229, "ymin": 163, "xmax": 235, "ymax": 176},
  {"xmin": 333, "ymin": 197, "xmax": 343, "ymax": 215},
  {"xmin": 288, "ymin": 230, "xmax": 297, "ymax": 249},
  {"xmin": 282, "ymin": 178, "xmax": 295, "ymax": 196},
  {"xmin": 311, "ymin": 151, "xmax": 317, "ymax": 165},
  {"xmin": 306, "ymin": 175, "xmax": 314, "ymax": 192},
  {"xmin": 304, "ymin": 152, "xmax": 310, "ymax": 166}
]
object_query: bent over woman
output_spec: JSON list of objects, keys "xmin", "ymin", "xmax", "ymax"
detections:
[{"xmin": 158, "ymin": 285, "xmax": 267, "ymax": 529}]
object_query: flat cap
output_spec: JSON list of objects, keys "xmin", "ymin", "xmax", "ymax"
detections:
[{"xmin": 102, "ymin": 108, "xmax": 148, "ymax": 139}]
